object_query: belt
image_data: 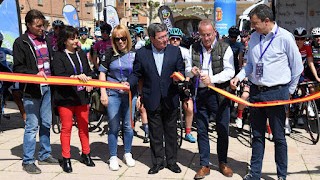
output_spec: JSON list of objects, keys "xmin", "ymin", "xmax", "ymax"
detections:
[{"xmin": 251, "ymin": 83, "xmax": 287, "ymax": 92}]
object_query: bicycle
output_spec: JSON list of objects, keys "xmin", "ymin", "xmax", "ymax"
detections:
[
  {"xmin": 290, "ymin": 81, "xmax": 320, "ymax": 144},
  {"xmin": 176, "ymin": 80, "xmax": 193, "ymax": 148}
]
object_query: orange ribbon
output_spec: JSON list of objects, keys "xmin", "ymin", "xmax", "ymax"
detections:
[
  {"xmin": 171, "ymin": 72, "xmax": 320, "ymax": 107},
  {"xmin": 0, "ymin": 72, "xmax": 134, "ymax": 127}
]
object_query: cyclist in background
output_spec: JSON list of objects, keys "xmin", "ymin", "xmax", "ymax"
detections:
[
  {"xmin": 234, "ymin": 30, "xmax": 251, "ymax": 130},
  {"xmin": 225, "ymin": 26, "xmax": 244, "ymax": 75},
  {"xmin": 79, "ymin": 27, "xmax": 94, "ymax": 61},
  {"xmin": 92, "ymin": 23, "xmax": 112, "ymax": 72},
  {"xmin": 134, "ymin": 26, "xmax": 145, "ymax": 50},
  {"xmin": 289, "ymin": 27, "xmax": 320, "ymax": 130},
  {"xmin": 169, "ymin": 27, "xmax": 196, "ymax": 143},
  {"xmin": 48, "ymin": 20, "xmax": 65, "ymax": 52}
]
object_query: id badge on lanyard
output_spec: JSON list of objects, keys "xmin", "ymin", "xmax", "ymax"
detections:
[{"xmin": 256, "ymin": 62, "xmax": 263, "ymax": 77}]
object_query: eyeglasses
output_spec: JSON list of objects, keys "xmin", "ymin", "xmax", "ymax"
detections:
[
  {"xmin": 114, "ymin": 37, "xmax": 127, "ymax": 42},
  {"xmin": 314, "ymin": 35, "xmax": 320, "ymax": 38},
  {"xmin": 295, "ymin": 37, "xmax": 306, "ymax": 41},
  {"xmin": 101, "ymin": 30, "xmax": 109, "ymax": 34},
  {"xmin": 169, "ymin": 37, "xmax": 181, "ymax": 41}
]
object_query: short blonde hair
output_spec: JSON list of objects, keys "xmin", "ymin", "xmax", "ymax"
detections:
[{"xmin": 111, "ymin": 24, "xmax": 133, "ymax": 55}]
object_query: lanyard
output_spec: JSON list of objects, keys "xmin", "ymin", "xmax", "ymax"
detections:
[
  {"xmin": 118, "ymin": 52, "xmax": 132, "ymax": 81},
  {"xmin": 28, "ymin": 35, "xmax": 48, "ymax": 59},
  {"xmin": 65, "ymin": 50, "xmax": 83, "ymax": 74},
  {"xmin": 259, "ymin": 26, "xmax": 279, "ymax": 61},
  {"xmin": 194, "ymin": 47, "xmax": 212, "ymax": 113}
]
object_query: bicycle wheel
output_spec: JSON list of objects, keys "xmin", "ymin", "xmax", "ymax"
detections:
[
  {"xmin": 306, "ymin": 100, "xmax": 320, "ymax": 144},
  {"xmin": 177, "ymin": 103, "xmax": 184, "ymax": 148}
]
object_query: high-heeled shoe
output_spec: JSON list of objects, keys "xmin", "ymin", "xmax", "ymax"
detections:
[
  {"xmin": 62, "ymin": 158, "xmax": 72, "ymax": 173},
  {"xmin": 81, "ymin": 153, "xmax": 95, "ymax": 167}
]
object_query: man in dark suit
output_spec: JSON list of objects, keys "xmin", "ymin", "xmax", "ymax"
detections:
[{"xmin": 128, "ymin": 23, "xmax": 185, "ymax": 174}]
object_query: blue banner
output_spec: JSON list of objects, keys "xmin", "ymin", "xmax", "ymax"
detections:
[
  {"xmin": 0, "ymin": 0, "xmax": 21, "ymax": 59},
  {"xmin": 214, "ymin": 0, "xmax": 237, "ymax": 37},
  {"xmin": 62, "ymin": 4, "xmax": 80, "ymax": 28}
]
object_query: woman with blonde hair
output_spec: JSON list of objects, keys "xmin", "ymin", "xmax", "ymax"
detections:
[{"xmin": 99, "ymin": 24, "xmax": 136, "ymax": 171}]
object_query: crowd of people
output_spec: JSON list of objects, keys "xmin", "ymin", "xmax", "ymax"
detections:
[{"xmin": 0, "ymin": 3, "xmax": 319, "ymax": 180}]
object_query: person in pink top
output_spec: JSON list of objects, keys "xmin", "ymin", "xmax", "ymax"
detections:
[{"xmin": 91, "ymin": 22, "xmax": 112, "ymax": 72}]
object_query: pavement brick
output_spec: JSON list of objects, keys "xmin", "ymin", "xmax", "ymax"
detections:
[{"xmin": 0, "ymin": 101, "xmax": 319, "ymax": 179}]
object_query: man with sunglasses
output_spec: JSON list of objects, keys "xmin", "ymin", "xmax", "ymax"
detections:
[
  {"xmin": 92, "ymin": 22, "xmax": 112, "ymax": 72},
  {"xmin": 128, "ymin": 23, "xmax": 184, "ymax": 175},
  {"xmin": 168, "ymin": 27, "xmax": 196, "ymax": 143}
]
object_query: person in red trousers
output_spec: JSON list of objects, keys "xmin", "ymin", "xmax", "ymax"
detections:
[{"xmin": 51, "ymin": 26, "xmax": 95, "ymax": 173}]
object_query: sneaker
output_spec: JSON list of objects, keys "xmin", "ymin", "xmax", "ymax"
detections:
[
  {"xmin": 123, "ymin": 153, "xmax": 135, "ymax": 167},
  {"xmin": 235, "ymin": 117, "xmax": 243, "ymax": 129},
  {"xmin": 22, "ymin": 163, "xmax": 41, "ymax": 174},
  {"xmin": 308, "ymin": 105, "xmax": 315, "ymax": 117},
  {"xmin": 278, "ymin": 177, "xmax": 286, "ymax": 180},
  {"xmin": 109, "ymin": 156, "xmax": 119, "ymax": 171},
  {"xmin": 38, "ymin": 156, "xmax": 59, "ymax": 165},
  {"xmin": 185, "ymin": 133, "xmax": 196, "ymax": 143},
  {"xmin": 284, "ymin": 124, "xmax": 291, "ymax": 135},
  {"xmin": 243, "ymin": 173, "xmax": 253, "ymax": 180}
]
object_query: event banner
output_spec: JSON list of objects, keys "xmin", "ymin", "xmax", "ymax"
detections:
[
  {"xmin": 214, "ymin": 0, "xmax": 236, "ymax": 37},
  {"xmin": 62, "ymin": 4, "xmax": 80, "ymax": 28},
  {"xmin": 0, "ymin": 0, "xmax": 21, "ymax": 62},
  {"xmin": 104, "ymin": 5, "xmax": 119, "ymax": 30},
  {"xmin": 158, "ymin": 5, "xmax": 174, "ymax": 30}
]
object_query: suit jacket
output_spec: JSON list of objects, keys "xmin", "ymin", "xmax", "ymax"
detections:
[{"xmin": 128, "ymin": 44, "xmax": 185, "ymax": 111}]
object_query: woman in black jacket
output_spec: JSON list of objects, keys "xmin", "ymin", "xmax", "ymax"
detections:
[{"xmin": 52, "ymin": 26, "xmax": 95, "ymax": 173}]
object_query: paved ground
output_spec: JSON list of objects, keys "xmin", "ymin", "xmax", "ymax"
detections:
[{"xmin": 0, "ymin": 101, "xmax": 319, "ymax": 180}]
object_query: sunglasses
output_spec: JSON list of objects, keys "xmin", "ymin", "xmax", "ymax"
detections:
[
  {"xmin": 170, "ymin": 37, "xmax": 181, "ymax": 41},
  {"xmin": 314, "ymin": 35, "xmax": 320, "ymax": 38},
  {"xmin": 295, "ymin": 37, "xmax": 306, "ymax": 41},
  {"xmin": 114, "ymin": 37, "xmax": 127, "ymax": 42}
]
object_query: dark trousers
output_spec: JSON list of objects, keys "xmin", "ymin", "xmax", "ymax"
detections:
[
  {"xmin": 249, "ymin": 85, "xmax": 289, "ymax": 179},
  {"xmin": 146, "ymin": 101, "xmax": 178, "ymax": 166},
  {"xmin": 196, "ymin": 88, "xmax": 230, "ymax": 166}
]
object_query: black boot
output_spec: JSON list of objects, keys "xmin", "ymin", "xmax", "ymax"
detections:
[
  {"xmin": 62, "ymin": 158, "xmax": 72, "ymax": 173},
  {"xmin": 81, "ymin": 153, "xmax": 95, "ymax": 167}
]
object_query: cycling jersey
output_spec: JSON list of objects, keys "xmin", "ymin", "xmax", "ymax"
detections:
[{"xmin": 79, "ymin": 38, "xmax": 93, "ymax": 54}]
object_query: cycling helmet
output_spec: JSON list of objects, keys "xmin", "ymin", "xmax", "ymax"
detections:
[
  {"xmin": 100, "ymin": 23, "xmax": 112, "ymax": 34},
  {"xmin": 240, "ymin": 30, "xmax": 249, "ymax": 37},
  {"xmin": 311, "ymin": 27, "xmax": 320, "ymax": 36},
  {"xmin": 79, "ymin": 27, "xmax": 88, "ymax": 35},
  {"xmin": 52, "ymin": 20, "xmax": 64, "ymax": 27},
  {"xmin": 0, "ymin": 32, "xmax": 3, "ymax": 41},
  {"xmin": 169, "ymin": 28, "xmax": 183, "ymax": 38},
  {"xmin": 293, "ymin": 27, "xmax": 307, "ymax": 37},
  {"xmin": 228, "ymin": 26, "xmax": 240, "ymax": 37},
  {"xmin": 135, "ymin": 27, "xmax": 144, "ymax": 35}
]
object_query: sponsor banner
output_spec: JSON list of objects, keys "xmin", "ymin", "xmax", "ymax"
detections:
[
  {"xmin": 62, "ymin": 4, "xmax": 80, "ymax": 28},
  {"xmin": 104, "ymin": 5, "xmax": 119, "ymax": 30},
  {"xmin": 0, "ymin": 0, "xmax": 21, "ymax": 62},
  {"xmin": 158, "ymin": 5, "xmax": 174, "ymax": 30},
  {"xmin": 214, "ymin": 0, "xmax": 236, "ymax": 37}
]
